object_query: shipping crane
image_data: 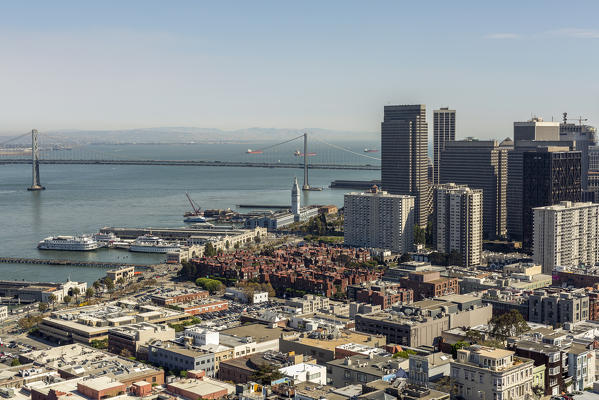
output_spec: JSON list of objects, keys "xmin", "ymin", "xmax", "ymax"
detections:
[{"xmin": 184, "ymin": 192, "xmax": 202, "ymax": 217}]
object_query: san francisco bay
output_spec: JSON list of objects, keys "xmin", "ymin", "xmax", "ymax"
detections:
[{"xmin": 0, "ymin": 141, "xmax": 378, "ymax": 284}]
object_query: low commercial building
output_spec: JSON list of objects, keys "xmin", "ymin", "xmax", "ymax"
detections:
[
  {"xmin": 325, "ymin": 354, "xmax": 399, "ymax": 387},
  {"xmin": 167, "ymin": 376, "xmax": 235, "ymax": 400},
  {"xmin": 451, "ymin": 346, "xmax": 534, "ymax": 400},
  {"xmin": 148, "ymin": 340, "xmax": 216, "ymax": 376},
  {"xmin": 0, "ymin": 305, "xmax": 7, "ymax": 321},
  {"xmin": 285, "ymin": 295, "xmax": 330, "ymax": 315},
  {"xmin": 0, "ymin": 279, "xmax": 87, "ymax": 304},
  {"xmin": 399, "ymin": 271, "xmax": 459, "ymax": 300},
  {"xmin": 106, "ymin": 266, "xmax": 135, "ymax": 283},
  {"xmin": 176, "ymin": 299, "xmax": 229, "ymax": 316},
  {"xmin": 279, "ymin": 330, "xmax": 386, "ymax": 365},
  {"xmin": 77, "ymin": 377, "xmax": 126, "ymax": 400},
  {"xmin": 218, "ymin": 351, "xmax": 303, "ymax": 384},
  {"xmin": 355, "ymin": 294, "xmax": 492, "ymax": 347},
  {"xmin": 279, "ymin": 363, "xmax": 327, "ymax": 385},
  {"xmin": 38, "ymin": 302, "xmax": 188, "ymax": 344},
  {"xmin": 108, "ymin": 322, "xmax": 175, "ymax": 358},
  {"xmin": 225, "ymin": 287, "xmax": 269, "ymax": 304},
  {"xmin": 150, "ymin": 288, "xmax": 209, "ymax": 306}
]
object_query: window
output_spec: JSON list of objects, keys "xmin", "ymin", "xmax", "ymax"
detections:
[{"xmin": 345, "ymin": 370, "xmax": 351, "ymax": 378}]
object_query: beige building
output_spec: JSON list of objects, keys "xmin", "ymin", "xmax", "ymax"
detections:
[
  {"xmin": 106, "ymin": 266, "xmax": 135, "ymax": 282},
  {"xmin": 451, "ymin": 346, "xmax": 534, "ymax": 400},
  {"xmin": 344, "ymin": 188, "xmax": 415, "ymax": 253},
  {"xmin": 108, "ymin": 322, "xmax": 175, "ymax": 358},
  {"xmin": 285, "ymin": 295, "xmax": 330, "ymax": 315},
  {"xmin": 0, "ymin": 306, "xmax": 7, "ymax": 321},
  {"xmin": 434, "ymin": 183, "xmax": 483, "ymax": 267}
]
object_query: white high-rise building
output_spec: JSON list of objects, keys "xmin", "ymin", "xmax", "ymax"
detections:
[
  {"xmin": 292, "ymin": 177, "xmax": 300, "ymax": 215},
  {"xmin": 343, "ymin": 186, "xmax": 414, "ymax": 253},
  {"xmin": 434, "ymin": 183, "xmax": 483, "ymax": 267},
  {"xmin": 533, "ymin": 201, "xmax": 599, "ymax": 274}
]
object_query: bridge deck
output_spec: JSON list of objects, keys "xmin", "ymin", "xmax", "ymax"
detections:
[{"xmin": 0, "ymin": 159, "xmax": 380, "ymax": 170}]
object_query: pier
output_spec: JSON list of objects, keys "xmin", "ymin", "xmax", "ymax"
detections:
[
  {"xmin": 237, "ymin": 204, "xmax": 290, "ymax": 209},
  {"xmin": 0, "ymin": 257, "xmax": 150, "ymax": 269}
]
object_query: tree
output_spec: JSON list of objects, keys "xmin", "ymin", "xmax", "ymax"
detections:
[
  {"xmin": 234, "ymin": 242, "xmax": 240, "ymax": 249},
  {"xmin": 85, "ymin": 288, "xmax": 95, "ymax": 299},
  {"xmin": 104, "ymin": 277, "xmax": 115, "ymax": 292},
  {"xmin": 70, "ymin": 287, "xmax": 80, "ymax": 302},
  {"xmin": 38, "ymin": 302, "xmax": 49, "ymax": 312},
  {"xmin": 225, "ymin": 240, "xmax": 230, "ymax": 250},
  {"xmin": 120, "ymin": 348, "xmax": 133, "ymax": 358},
  {"xmin": 116, "ymin": 277, "xmax": 126, "ymax": 286},
  {"xmin": 254, "ymin": 236, "xmax": 261, "ymax": 244},
  {"xmin": 251, "ymin": 364, "xmax": 283, "ymax": 385},
  {"xmin": 414, "ymin": 224, "xmax": 426, "ymax": 245},
  {"xmin": 399, "ymin": 253, "xmax": 412, "ymax": 263},
  {"xmin": 490, "ymin": 309, "xmax": 529, "ymax": 340},
  {"xmin": 195, "ymin": 278, "xmax": 224, "ymax": 294},
  {"xmin": 63, "ymin": 295, "xmax": 72, "ymax": 304},
  {"xmin": 10, "ymin": 359, "xmax": 20, "ymax": 367},
  {"xmin": 93, "ymin": 280, "xmax": 101, "ymax": 290},
  {"xmin": 204, "ymin": 242, "xmax": 217, "ymax": 257},
  {"xmin": 48, "ymin": 294, "xmax": 57, "ymax": 309}
]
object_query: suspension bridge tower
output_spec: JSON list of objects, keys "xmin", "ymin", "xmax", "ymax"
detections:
[
  {"xmin": 302, "ymin": 132, "xmax": 310, "ymax": 190},
  {"xmin": 27, "ymin": 129, "xmax": 45, "ymax": 191}
]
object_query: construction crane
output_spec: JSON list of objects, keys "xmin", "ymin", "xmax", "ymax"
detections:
[
  {"xmin": 184, "ymin": 192, "xmax": 202, "ymax": 217},
  {"xmin": 563, "ymin": 112, "xmax": 589, "ymax": 125}
]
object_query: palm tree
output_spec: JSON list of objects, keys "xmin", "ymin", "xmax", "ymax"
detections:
[
  {"xmin": 48, "ymin": 294, "xmax": 57, "ymax": 310},
  {"xmin": 71, "ymin": 287, "xmax": 80, "ymax": 303},
  {"xmin": 85, "ymin": 288, "xmax": 95, "ymax": 299}
]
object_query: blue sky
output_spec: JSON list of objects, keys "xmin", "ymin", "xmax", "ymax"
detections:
[{"xmin": 0, "ymin": 1, "xmax": 597, "ymax": 139}]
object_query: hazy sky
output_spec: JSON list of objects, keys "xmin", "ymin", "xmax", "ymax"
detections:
[{"xmin": 1, "ymin": 1, "xmax": 598, "ymax": 139}]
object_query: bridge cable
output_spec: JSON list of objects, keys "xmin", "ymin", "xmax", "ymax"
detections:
[{"xmin": 311, "ymin": 136, "xmax": 381, "ymax": 161}]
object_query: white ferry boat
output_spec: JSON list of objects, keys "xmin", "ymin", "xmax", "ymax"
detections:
[
  {"xmin": 129, "ymin": 235, "xmax": 180, "ymax": 253},
  {"xmin": 37, "ymin": 235, "xmax": 101, "ymax": 251},
  {"xmin": 92, "ymin": 232, "xmax": 119, "ymax": 243}
]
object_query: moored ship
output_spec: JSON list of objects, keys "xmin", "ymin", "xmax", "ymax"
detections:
[
  {"xmin": 38, "ymin": 235, "xmax": 101, "ymax": 251},
  {"xmin": 129, "ymin": 235, "xmax": 180, "ymax": 253}
]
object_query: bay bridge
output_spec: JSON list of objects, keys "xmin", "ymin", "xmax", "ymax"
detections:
[{"xmin": 0, "ymin": 129, "xmax": 381, "ymax": 190}]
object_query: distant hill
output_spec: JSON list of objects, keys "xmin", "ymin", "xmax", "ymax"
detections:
[{"xmin": 18, "ymin": 127, "xmax": 378, "ymax": 144}]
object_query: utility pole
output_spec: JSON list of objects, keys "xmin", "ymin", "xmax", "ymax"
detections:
[{"xmin": 27, "ymin": 129, "xmax": 45, "ymax": 191}]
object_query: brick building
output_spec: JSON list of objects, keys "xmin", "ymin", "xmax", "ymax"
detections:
[
  {"xmin": 347, "ymin": 281, "xmax": 413, "ymax": 309},
  {"xmin": 399, "ymin": 271, "xmax": 459, "ymax": 300}
]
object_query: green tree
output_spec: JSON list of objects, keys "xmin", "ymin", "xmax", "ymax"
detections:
[
  {"xmin": 48, "ymin": 294, "xmax": 57, "ymax": 309},
  {"xmin": 204, "ymin": 242, "xmax": 217, "ymax": 257},
  {"xmin": 490, "ymin": 309, "xmax": 529, "ymax": 340},
  {"xmin": 93, "ymin": 280, "xmax": 101, "ymax": 290},
  {"xmin": 399, "ymin": 253, "xmax": 412, "ymax": 263},
  {"xmin": 70, "ymin": 287, "xmax": 80, "ymax": 302},
  {"xmin": 63, "ymin": 295, "xmax": 72, "ymax": 304},
  {"xmin": 225, "ymin": 240, "xmax": 230, "ymax": 250},
  {"xmin": 195, "ymin": 278, "xmax": 224, "ymax": 294},
  {"xmin": 414, "ymin": 224, "xmax": 426, "ymax": 245},
  {"xmin": 254, "ymin": 236, "xmax": 261, "ymax": 244},
  {"xmin": 234, "ymin": 242, "xmax": 240, "ymax": 249},
  {"xmin": 451, "ymin": 341, "xmax": 468, "ymax": 359},
  {"xmin": 104, "ymin": 277, "xmax": 115, "ymax": 291},
  {"xmin": 38, "ymin": 302, "xmax": 49, "ymax": 312},
  {"xmin": 116, "ymin": 277, "xmax": 126, "ymax": 286},
  {"xmin": 85, "ymin": 288, "xmax": 95, "ymax": 299},
  {"xmin": 251, "ymin": 364, "xmax": 283, "ymax": 385},
  {"xmin": 11, "ymin": 359, "xmax": 20, "ymax": 367}
]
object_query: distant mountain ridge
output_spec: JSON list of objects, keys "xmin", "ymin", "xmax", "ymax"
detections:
[{"xmin": 26, "ymin": 127, "xmax": 378, "ymax": 144}]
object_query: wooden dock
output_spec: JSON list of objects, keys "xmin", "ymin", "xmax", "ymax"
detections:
[{"xmin": 0, "ymin": 257, "xmax": 150, "ymax": 269}]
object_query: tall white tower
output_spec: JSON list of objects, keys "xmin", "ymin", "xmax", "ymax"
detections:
[{"xmin": 292, "ymin": 177, "xmax": 301, "ymax": 215}]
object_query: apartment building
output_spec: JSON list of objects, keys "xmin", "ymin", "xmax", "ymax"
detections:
[
  {"xmin": 568, "ymin": 344, "xmax": 595, "ymax": 392},
  {"xmin": 108, "ymin": 322, "xmax": 175, "ymax": 358},
  {"xmin": 434, "ymin": 183, "xmax": 483, "ymax": 267},
  {"xmin": 433, "ymin": 107, "xmax": 456, "ymax": 185},
  {"xmin": 344, "ymin": 188, "xmax": 414, "ymax": 253},
  {"xmin": 533, "ymin": 201, "xmax": 599, "ymax": 274},
  {"xmin": 399, "ymin": 271, "xmax": 459, "ymax": 300},
  {"xmin": 528, "ymin": 289, "xmax": 589, "ymax": 326},
  {"xmin": 512, "ymin": 340, "xmax": 568, "ymax": 396},
  {"xmin": 451, "ymin": 346, "xmax": 534, "ymax": 400}
]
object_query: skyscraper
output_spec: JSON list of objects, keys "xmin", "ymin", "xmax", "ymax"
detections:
[
  {"xmin": 433, "ymin": 183, "xmax": 483, "ymax": 267},
  {"xmin": 433, "ymin": 107, "xmax": 456, "ymax": 185},
  {"xmin": 507, "ymin": 117, "xmax": 576, "ymax": 241},
  {"xmin": 560, "ymin": 114, "xmax": 597, "ymax": 190},
  {"xmin": 439, "ymin": 139, "xmax": 508, "ymax": 239},
  {"xmin": 533, "ymin": 201, "xmax": 599, "ymax": 274},
  {"xmin": 343, "ymin": 186, "xmax": 414, "ymax": 253},
  {"xmin": 521, "ymin": 149, "xmax": 581, "ymax": 248},
  {"xmin": 381, "ymin": 104, "xmax": 429, "ymax": 226}
]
